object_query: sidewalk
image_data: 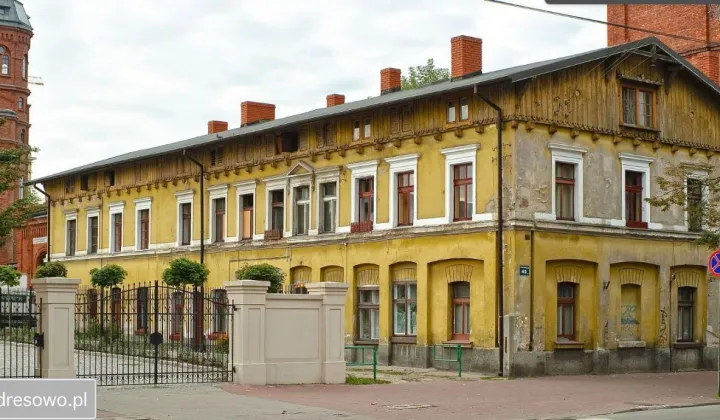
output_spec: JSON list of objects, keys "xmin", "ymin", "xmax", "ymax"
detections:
[{"xmin": 95, "ymin": 370, "xmax": 720, "ymax": 420}]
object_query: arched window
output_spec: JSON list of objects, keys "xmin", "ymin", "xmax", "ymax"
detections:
[
  {"xmin": 17, "ymin": 97, "xmax": 23, "ymax": 110},
  {"xmin": 2, "ymin": 55, "xmax": 9, "ymax": 75},
  {"xmin": 21, "ymin": 55, "xmax": 26, "ymax": 80}
]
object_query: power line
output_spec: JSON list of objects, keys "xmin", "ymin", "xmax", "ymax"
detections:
[{"xmin": 485, "ymin": 0, "xmax": 714, "ymax": 46}]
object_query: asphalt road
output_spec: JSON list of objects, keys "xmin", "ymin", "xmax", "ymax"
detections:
[{"xmin": 579, "ymin": 405, "xmax": 720, "ymax": 420}]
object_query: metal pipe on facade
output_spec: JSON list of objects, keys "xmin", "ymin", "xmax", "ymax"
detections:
[
  {"xmin": 33, "ymin": 184, "xmax": 51, "ymax": 263},
  {"xmin": 182, "ymin": 150, "xmax": 205, "ymax": 266},
  {"xmin": 183, "ymin": 149, "xmax": 206, "ymax": 352},
  {"xmin": 475, "ymin": 84, "xmax": 504, "ymax": 377}
]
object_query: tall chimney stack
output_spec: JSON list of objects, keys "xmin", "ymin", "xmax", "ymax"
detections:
[
  {"xmin": 208, "ymin": 120, "xmax": 228, "ymax": 134},
  {"xmin": 451, "ymin": 35, "xmax": 483, "ymax": 80},
  {"xmin": 380, "ymin": 68, "xmax": 401, "ymax": 95},
  {"xmin": 241, "ymin": 101, "xmax": 276, "ymax": 127},
  {"xmin": 327, "ymin": 94, "xmax": 345, "ymax": 107}
]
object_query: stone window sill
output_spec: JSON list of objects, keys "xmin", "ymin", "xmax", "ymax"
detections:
[
  {"xmin": 353, "ymin": 340, "xmax": 378, "ymax": 346},
  {"xmin": 554, "ymin": 341, "xmax": 585, "ymax": 350},
  {"xmin": 618, "ymin": 340, "xmax": 646, "ymax": 349},
  {"xmin": 391, "ymin": 336, "xmax": 417, "ymax": 344},
  {"xmin": 441, "ymin": 340, "xmax": 473, "ymax": 349},
  {"xmin": 673, "ymin": 342, "xmax": 703, "ymax": 349}
]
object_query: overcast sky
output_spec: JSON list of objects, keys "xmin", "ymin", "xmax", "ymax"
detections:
[{"xmin": 26, "ymin": 0, "xmax": 605, "ymax": 179}]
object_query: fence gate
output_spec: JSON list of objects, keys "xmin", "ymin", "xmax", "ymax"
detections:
[
  {"xmin": 0, "ymin": 288, "xmax": 41, "ymax": 378},
  {"xmin": 75, "ymin": 282, "xmax": 233, "ymax": 386}
]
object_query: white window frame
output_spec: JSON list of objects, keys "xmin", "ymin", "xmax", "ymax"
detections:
[
  {"xmin": 347, "ymin": 160, "xmax": 378, "ymax": 227},
  {"xmin": 316, "ymin": 168, "xmax": 340, "ymax": 234},
  {"xmin": 134, "ymin": 197, "xmax": 152, "ymax": 251},
  {"xmin": 175, "ymin": 190, "xmax": 194, "ymax": 247},
  {"xmin": 441, "ymin": 144, "xmax": 482, "ymax": 223},
  {"xmin": 683, "ymin": 167, "xmax": 710, "ymax": 232},
  {"xmin": 264, "ymin": 178, "xmax": 287, "ymax": 236},
  {"xmin": 208, "ymin": 184, "xmax": 229, "ymax": 243},
  {"xmin": 619, "ymin": 153, "xmax": 655, "ymax": 227},
  {"xmin": 547, "ymin": 143, "xmax": 586, "ymax": 222},
  {"xmin": 86, "ymin": 206, "xmax": 100, "ymax": 255},
  {"xmin": 235, "ymin": 180, "xmax": 257, "ymax": 241},
  {"xmin": 386, "ymin": 154, "xmax": 419, "ymax": 228},
  {"xmin": 63, "ymin": 209, "xmax": 78, "ymax": 257},
  {"xmin": 108, "ymin": 201, "xmax": 125, "ymax": 254},
  {"xmin": 291, "ymin": 181, "xmax": 312, "ymax": 236}
]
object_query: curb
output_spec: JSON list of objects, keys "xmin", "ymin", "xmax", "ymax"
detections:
[{"xmin": 543, "ymin": 400, "xmax": 720, "ymax": 419}]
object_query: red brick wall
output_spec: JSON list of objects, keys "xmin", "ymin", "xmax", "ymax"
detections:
[
  {"xmin": 207, "ymin": 120, "xmax": 228, "ymax": 134},
  {"xmin": 451, "ymin": 35, "xmax": 482, "ymax": 79},
  {"xmin": 15, "ymin": 215, "xmax": 47, "ymax": 287},
  {"xmin": 326, "ymin": 94, "xmax": 345, "ymax": 107},
  {"xmin": 241, "ymin": 101, "xmax": 275, "ymax": 127},
  {"xmin": 380, "ymin": 68, "xmax": 401, "ymax": 95},
  {"xmin": 607, "ymin": 5, "xmax": 720, "ymax": 83}
]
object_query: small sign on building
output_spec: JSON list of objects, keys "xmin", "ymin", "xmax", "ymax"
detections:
[{"xmin": 520, "ymin": 265, "xmax": 531, "ymax": 276}]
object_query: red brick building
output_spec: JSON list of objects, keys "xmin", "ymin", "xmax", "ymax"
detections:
[
  {"xmin": 608, "ymin": 5, "xmax": 720, "ymax": 84},
  {"xmin": 0, "ymin": 1, "xmax": 46, "ymax": 286}
]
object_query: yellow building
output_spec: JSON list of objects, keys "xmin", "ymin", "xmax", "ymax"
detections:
[{"xmin": 31, "ymin": 36, "xmax": 720, "ymax": 376}]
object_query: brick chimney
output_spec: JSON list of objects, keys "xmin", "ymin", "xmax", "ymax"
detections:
[
  {"xmin": 208, "ymin": 120, "xmax": 228, "ymax": 134},
  {"xmin": 241, "ymin": 101, "xmax": 276, "ymax": 127},
  {"xmin": 327, "ymin": 94, "xmax": 345, "ymax": 107},
  {"xmin": 451, "ymin": 35, "xmax": 482, "ymax": 80},
  {"xmin": 380, "ymin": 68, "xmax": 401, "ymax": 95}
]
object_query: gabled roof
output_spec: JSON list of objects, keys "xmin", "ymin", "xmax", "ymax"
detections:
[{"xmin": 29, "ymin": 37, "xmax": 720, "ymax": 186}]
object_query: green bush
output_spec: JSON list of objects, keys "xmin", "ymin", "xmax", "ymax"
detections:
[
  {"xmin": 79, "ymin": 318, "xmax": 123, "ymax": 342},
  {"xmin": 162, "ymin": 258, "xmax": 209, "ymax": 288},
  {"xmin": 35, "ymin": 261, "xmax": 67, "ymax": 278},
  {"xmin": 235, "ymin": 263, "xmax": 285, "ymax": 293},
  {"xmin": 0, "ymin": 266, "xmax": 20, "ymax": 287},
  {"xmin": 90, "ymin": 264, "xmax": 127, "ymax": 288}
]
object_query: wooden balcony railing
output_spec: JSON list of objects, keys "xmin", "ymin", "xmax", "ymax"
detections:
[
  {"xmin": 350, "ymin": 221, "xmax": 373, "ymax": 233},
  {"xmin": 264, "ymin": 229, "xmax": 283, "ymax": 240}
]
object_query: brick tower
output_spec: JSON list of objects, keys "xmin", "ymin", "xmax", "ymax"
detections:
[
  {"xmin": 0, "ymin": 1, "xmax": 33, "ymax": 268},
  {"xmin": 607, "ymin": 5, "xmax": 720, "ymax": 84}
]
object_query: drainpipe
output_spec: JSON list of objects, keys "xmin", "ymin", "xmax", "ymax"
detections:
[
  {"xmin": 183, "ymin": 149, "xmax": 205, "ymax": 351},
  {"xmin": 33, "ymin": 184, "xmax": 51, "ymax": 263},
  {"xmin": 474, "ymin": 84, "xmax": 504, "ymax": 377}
]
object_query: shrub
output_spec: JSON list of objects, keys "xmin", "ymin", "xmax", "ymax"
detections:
[
  {"xmin": 235, "ymin": 263, "xmax": 285, "ymax": 293},
  {"xmin": 0, "ymin": 266, "xmax": 20, "ymax": 287},
  {"xmin": 162, "ymin": 258, "xmax": 209, "ymax": 288},
  {"xmin": 35, "ymin": 261, "xmax": 67, "ymax": 278},
  {"xmin": 90, "ymin": 264, "xmax": 127, "ymax": 288}
]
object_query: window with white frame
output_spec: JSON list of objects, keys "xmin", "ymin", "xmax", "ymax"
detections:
[
  {"xmin": 441, "ymin": 145, "xmax": 479, "ymax": 223},
  {"xmin": 86, "ymin": 207, "xmax": 99, "ymax": 255},
  {"xmin": 208, "ymin": 185, "xmax": 228, "ymax": 244},
  {"xmin": 347, "ymin": 161, "xmax": 378, "ymax": 229},
  {"xmin": 175, "ymin": 191, "xmax": 193, "ymax": 247},
  {"xmin": 64, "ymin": 210, "xmax": 78, "ymax": 257},
  {"xmin": 386, "ymin": 154, "xmax": 418, "ymax": 227},
  {"xmin": 316, "ymin": 168, "xmax": 340, "ymax": 234},
  {"xmin": 293, "ymin": 185, "xmax": 310, "ymax": 235},
  {"xmin": 134, "ymin": 198, "xmax": 152, "ymax": 251},
  {"xmin": 235, "ymin": 181, "xmax": 256, "ymax": 241},
  {"xmin": 108, "ymin": 202, "xmax": 124, "ymax": 253},
  {"xmin": 619, "ymin": 153, "xmax": 654, "ymax": 229},
  {"xmin": 547, "ymin": 143, "xmax": 586, "ymax": 222}
]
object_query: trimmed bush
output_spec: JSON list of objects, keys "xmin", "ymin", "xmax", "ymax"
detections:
[
  {"xmin": 162, "ymin": 258, "xmax": 209, "ymax": 288},
  {"xmin": 35, "ymin": 261, "xmax": 67, "ymax": 278},
  {"xmin": 235, "ymin": 263, "xmax": 285, "ymax": 293},
  {"xmin": 90, "ymin": 264, "xmax": 127, "ymax": 288}
]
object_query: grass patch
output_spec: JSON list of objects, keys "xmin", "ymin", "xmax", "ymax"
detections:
[{"xmin": 345, "ymin": 375, "xmax": 390, "ymax": 385}]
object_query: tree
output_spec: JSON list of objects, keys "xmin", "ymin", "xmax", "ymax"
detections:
[
  {"xmin": 401, "ymin": 58, "xmax": 450, "ymax": 90},
  {"xmin": 90, "ymin": 264, "xmax": 128, "ymax": 289},
  {"xmin": 647, "ymin": 164, "xmax": 720, "ymax": 249},
  {"xmin": 0, "ymin": 144, "xmax": 39, "ymax": 247},
  {"xmin": 235, "ymin": 263, "xmax": 285, "ymax": 293},
  {"xmin": 0, "ymin": 265, "xmax": 20, "ymax": 287},
  {"xmin": 162, "ymin": 258, "xmax": 209, "ymax": 288},
  {"xmin": 35, "ymin": 262, "xmax": 68, "ymax": 278}
]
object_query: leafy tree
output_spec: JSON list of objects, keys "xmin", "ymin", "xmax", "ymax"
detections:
[
  {"xmin": 647, "ymin": 164, "xmax": 720, "ymax": 249},
  {"xmin": 0, "ymin": 144, "xmax": 39, "ymax": 247},
  {"xmin": 0, "ymin": 265, "xmax": 20, "ymax": 287},
  {"xmin": 162, "ymin": 258, "xmax": 209, "ymax": 288},
  {"xmin": 90, "ymin": 264, "xmax": 128, "ymax": 288},
  {"xmin": 35, "ymin": 261, "xmax": 67, "ymax": 278},
  {"xmin": 235, "ymin": 263, "xmax": 285, "ymax": 293},
  {"xmin": 401, "ymin": 58, "xmax": 450, "ymax": 90}
]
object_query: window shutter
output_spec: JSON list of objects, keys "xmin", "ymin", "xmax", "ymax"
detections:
[
  {"xmin": 326, "ymin": 122, "xmax": 336, "ymax": 146},
  {"xmin": 299, "ymin": 127, "xmax": 309, "ymax": 151},
  {"xmin": 402, "ymin": 108, "xmax": 412, "ymax": 132},
  {"xmin": 390, "ymin": 109, "xmax": 400, "ymax": 134}
]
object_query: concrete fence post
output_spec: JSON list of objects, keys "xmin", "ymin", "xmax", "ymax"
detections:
[
  {"xmin": 224, "ymin": 279, "xmax": 269, "ymax": 385},
  {"xmin": 307, "ymin": 282, "xmax": 349, "ymax": 384},
  {"xmin": 33, "ymin": 277, "xmax": 81, "ymax": 379}
]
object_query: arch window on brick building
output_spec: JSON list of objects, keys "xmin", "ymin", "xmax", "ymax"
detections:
[
  {"xmin": 18, "ymin": 97, "xmax": 23, "ymax": 110},
  {"xmin": 0, "ymin": 46, "xmax": 7, "ymax": 75},
  {"xmin": 21, "ymin": 55, "xmax": 26, "ymax": 80}
]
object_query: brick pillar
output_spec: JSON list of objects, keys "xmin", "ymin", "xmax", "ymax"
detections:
[
  {"xmin": 33, "ymin": 277, "xmax": 80, "ymax": 378},
  {"xmin": 306, "ymin": 282, "xmax": 349, "ymax": 384},
  {"xmin": 225, "ymin": 279, "xmax": 269, "ymax": 385}
]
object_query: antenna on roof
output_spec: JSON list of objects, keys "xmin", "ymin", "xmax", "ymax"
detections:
[{"xmin": 28, "ymin": 76, "xmax": 44, "ymax": 86}]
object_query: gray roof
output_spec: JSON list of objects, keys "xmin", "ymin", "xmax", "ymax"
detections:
[
  {"xmin": 29, "ymin": 37, "xmax": 720, "ymax": 185},
  {"xmin": 0, "ymin": 1, "xmax": 32, "ymax": 32}
]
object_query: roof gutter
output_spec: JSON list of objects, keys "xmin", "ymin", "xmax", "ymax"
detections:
[{"xmin": 474, "ymin": 83, "xmax": 505, "ymax": 377}]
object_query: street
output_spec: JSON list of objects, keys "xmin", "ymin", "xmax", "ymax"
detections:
[{"xmin": 580, "ymin": 405, "xmax": 720, "ymax": 420}]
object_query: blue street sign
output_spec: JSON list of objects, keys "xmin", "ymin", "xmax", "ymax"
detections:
[
  {"xmin": 709, "ymin": 250, "xmax": 720, "ymax": 277},
  {"xmin": 520, "ymin": 266, "xmax": 531, "ymax": 276}
]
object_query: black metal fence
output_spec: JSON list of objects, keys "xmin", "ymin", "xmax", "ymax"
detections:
[
  {"xmin": 75, "ymin": 282, "xmax": 233, "ymax": 386},
  {"xmin": 0, "ymin": 288, "xmax": 41, "ymax": 378}
]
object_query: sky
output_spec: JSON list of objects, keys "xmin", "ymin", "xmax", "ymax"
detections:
[{"xmin": 26, "ymin": 0, "xmax": 606, "ymax": 179}]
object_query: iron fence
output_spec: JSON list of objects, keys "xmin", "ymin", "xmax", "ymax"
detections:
[{"xmin": 0, "ymin": 287, "xmax": 41, "ymax": 378}]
